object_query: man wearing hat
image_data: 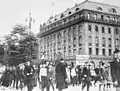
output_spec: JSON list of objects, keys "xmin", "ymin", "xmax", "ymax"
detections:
[
  {"xmin": 110, "ymin": 49, "xmax": 120, "ymax": 91},
  {"xmin": 24, "ymin": 61, "xmax": 36, "ymax": 91}
]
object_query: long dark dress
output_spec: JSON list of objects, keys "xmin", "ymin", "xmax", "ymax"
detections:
[
  {"xmin": 1, "ymin": 69, "xmax": 11, "ymax": 87},
  {"xmin": 55, "ymin": 62, "xmax": 68, "ymax": 90}
]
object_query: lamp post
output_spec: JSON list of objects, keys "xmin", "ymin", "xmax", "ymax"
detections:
[{"xmin": 25, "ymin": 12, "xmax": 35, "ymax": 59}]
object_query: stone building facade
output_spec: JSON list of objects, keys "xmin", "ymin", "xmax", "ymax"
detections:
[{"xmin": 38, "ymin": 0, "xmax": 120, "ymax": 65}]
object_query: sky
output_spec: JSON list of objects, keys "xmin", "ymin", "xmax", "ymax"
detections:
[{"xmin": 0, "ymin": 0, "xmax": 120, "ymax": 38}]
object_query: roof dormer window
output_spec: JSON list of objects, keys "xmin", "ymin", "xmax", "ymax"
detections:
[
  {"xmin": 109, "ymin": 8, "xmax": 117, "ymax": 13},
  {"xmin": 97, "ymin": 7, "xmax": 103, "ymax": 11},
  {"xmin": 49, "ymin": 21, "xmax": 51, "ymax": 24},
  {"xmin": 43, "ymin": 23, "xmax": 46, "ymax": 26},
  {"xmin": 68, "ymin": 11, "xmax": 72, "ymax": 15},
  {"xmin": 75, "ymin": 8, "xmax": 79, "ymax": 11},
  {"xmin": 55, "ymin": 18, "xmax": 57, "ymax": 21},
  {"xmin": 111, "ymin": 8, "xmax": 117, "ymax": 13},
  {"xmin": 60, "ymin": 13, "xmax": 64, "ymax": 18}
]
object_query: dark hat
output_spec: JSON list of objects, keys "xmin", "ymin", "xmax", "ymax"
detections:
[
  {"xmin": 61, "ymin": 58, "xmax": 64, "ymax": 61},
  {"xmin": 102, "ymin": 62, "xmax": 105, "ymax": 66},
  {"xmin": 114, "ymin": 48, "xmax": 120, "ymax": 53}
]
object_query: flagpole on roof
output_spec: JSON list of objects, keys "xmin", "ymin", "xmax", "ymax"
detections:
[
  {"xmin": 74, "ymin": 0, "xmax": 78, "ymax": 5},
  {"xmin": 52, "ymin": 0, "xmax": 56, "ymax": 17}
]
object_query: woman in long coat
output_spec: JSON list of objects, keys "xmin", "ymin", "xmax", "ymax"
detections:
[{"xmin": 55, "ymin": 58, "xmax": 68, "ymax": 91}]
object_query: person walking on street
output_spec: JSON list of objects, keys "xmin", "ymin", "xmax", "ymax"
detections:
[
  {"xmin": 55, "ymin": 58, "xmax": 68, "ymax": 91},
  {"xmin": 71, "ymin": 65, "xmax": 77, "ymax": 86},
  {"xmin": 81, "ymin": 66, "xmax": 91, "ymax": 91},
  {"xmin": 110, "ymin": 49, "xmax": 120, "ymax": 91},
  {"xmin": 24, "ymin": 61, "xmax": 36, "ymax": 91}
]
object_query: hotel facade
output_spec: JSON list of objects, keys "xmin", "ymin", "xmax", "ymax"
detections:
[{"xmin": 38, "ymin": 0, "xmax": 120, "ymax": 65}]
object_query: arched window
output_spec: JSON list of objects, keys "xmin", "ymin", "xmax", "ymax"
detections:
[
  {"xmin": 54, "ymin": 18, "xmax": 57, "ymax": 21},
  {"xmin": 97, "ymin": 7, "xmax": 103, "ymax": 11},
  {"xmin": 111, "ymin": 8, "xmax": 117, "ymax": 13},
  {"xmin": 58, "ymin": 32, "xmax": 61, "ymax": 39},
  {"xmin": 75, "ymin": 8, "xmax": 79, "ymax": 11},
  {"xmin": 68, "ymin": 11, "xmax": 72, "ymax": 14},
  {"xmin": 57, "ymin": 32, "xmax": 62, "ymax": 50},
  {"xmin": 47, "ymin": 37, "xmax": 49, "ymax": 46},
  {"xmin": 43, "ymin": 23, "xmax": 46, "ymax": 26},
  {"xmin": 64, "ymin": 30, "xmax": 66, "ymax": 39},
  {"xmin": 60, "ymin": 13, "xmax": 64, "ymax": 18}
]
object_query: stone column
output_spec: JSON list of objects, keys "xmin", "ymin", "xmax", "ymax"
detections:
[
  {"xmin": 76, "ymin": 24, "xmax": 79, "ymax": 55},
  {"xmin": 71, "ymin": 26, "xmax": 73, "ymax": 56},
  {"xmin": 66, "ymin": 28, "xmax": 69, "ymax": 58},
  {"xmin": 99, "ymin": 25, "xmax": 102, "ymax": 56},
  {"xmin": 61, "ymin": 30, "xmax": 64, "ymax": 58},
  {"xmin": 112, "ymin": 27, "xmax": 115, "ymax": 53},
  {"xmin": 56, "ymin": 32, "xmax": 58, "ymax": 54},
  {"xmin": 106, "ymin": 29, "xmax": 109, "ymax": 56},
  {"xmin": 92, "ymin": 24, "xmax": 96, "ymax": 55},
  {"xmin": 84, "ymin": 23, "xmax": 89, "ymax": 55},
  {"xmin": 105, "ymin": 26, "xmax": 108, "ymax": 56}
]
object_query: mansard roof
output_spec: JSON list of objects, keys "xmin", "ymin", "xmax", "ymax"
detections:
[{"xmin": 43, "ymin": 0, "xmax": 120, "ymax": 27}]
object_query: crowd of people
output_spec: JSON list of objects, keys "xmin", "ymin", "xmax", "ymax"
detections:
[{"xmin": 0, "ymin": 49, "xmax": 119, "ymax": 91}]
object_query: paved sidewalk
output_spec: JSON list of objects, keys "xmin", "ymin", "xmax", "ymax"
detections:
[{"xmin": 0, "ymin": 84, "xmax": 116, "ymax": 91}]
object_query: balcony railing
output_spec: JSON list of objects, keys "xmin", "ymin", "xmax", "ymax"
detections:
[
  {"xmin": 40, "ymin": 14, "xmax": 120, "ymax": 37},
  {"xmin": 83, "ymin": 15, "xmax": 120, "ymax": 26}
]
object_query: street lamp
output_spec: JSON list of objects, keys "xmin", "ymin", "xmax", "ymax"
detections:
[{"xmin": 25, "ymin": 12, "xmax": 35, "ymax": 59}]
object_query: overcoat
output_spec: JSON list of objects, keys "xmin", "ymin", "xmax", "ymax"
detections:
[
  {"xmin": 24, "ymin": 65, "xmax": 37, "ymax": 87},
  {"xmin": 110, "ymin": 59, "xmax": 120, "ymax": 87},
  {"xmin": 55, "ymin": 61, "xmax": 68, "ymax": 90}
]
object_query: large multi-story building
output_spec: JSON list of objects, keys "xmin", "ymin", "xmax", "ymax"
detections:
[{"xmin": 38, "ymin": 0, "xmax": 120, "ymax": 66}]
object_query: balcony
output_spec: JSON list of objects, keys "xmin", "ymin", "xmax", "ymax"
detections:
[
  {"xmin": 84, "ymin": 15, "xmax": 120, "ymax": 26},
  {"xmin": 40, "ymin": 14, "xmax": 120, "ymax": 37}
]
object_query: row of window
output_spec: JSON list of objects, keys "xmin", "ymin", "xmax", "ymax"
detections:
[
  {"xmin": 43, "ymin": 11, "xmax": 119, "ymax": 32},
  {"xmin": 41, "ymin": 24, "xmax": 82, "ymax": 45},
  {"xmin": 42, "ymin": 37, "xmax": 119, "ymax": 52},
  {"xmin": 42, "ymin": 13, "xmax": 81, "ymax": 32},
  {"xmin": 89, "ymin": 48, "xmax": 112, "ymax": 56},
  {"xmin": 41, "ymin": 36, "xmax": 119, "ymax": 52},
  {"xmin": 87, "ymin": 12, "xmax": 119, "ymax": 22},
  {"xmin": 88, "ymin": 36, "xmax": 112, "ymax": 47},
  {"xmin": 88, "ymin": 25, "xmax": 119, "ymax": 34},
  {"xmin": 89, "ymin": 25, "xmax": 111, "ymax": 34},
  {"xmin": 42, "ymin": 3, "xmax": 117, "ymax": 27},
  {"xmin": 41, "ymin": 47, "xmax": 112, "ymax": 58}
]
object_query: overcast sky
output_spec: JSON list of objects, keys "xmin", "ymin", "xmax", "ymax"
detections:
[{"xmin": 0, "ymin": 0, "xmax": 120, "ymax": 37}]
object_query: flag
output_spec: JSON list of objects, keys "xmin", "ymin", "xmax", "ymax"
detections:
[
  {"xmin": 52, "ymin": 0, "xmax": 55, "ymax": 6},
  {"xmin": 29, "ymin": 12, "xmax": 32, "ymax": 30},
  {"xmin": 74, "ymin": 0, "xmax": 78, "ymax": 5}
]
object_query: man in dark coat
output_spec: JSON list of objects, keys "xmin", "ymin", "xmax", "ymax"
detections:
[
  {"xmin": 55, "ymin": 58, "xmax": 68, "ymax": 91},
  {"xmin": 24, "ymin": 61, "xmax": 36, "ymax": 91},
  {"xmin": 76, "ymin": 65, "xmax": 82, "ymax": 85},
  {"xmin": 81, "ymin": 66, "xmax": 91, "ymax": 91},
  {"xmin": 110, "ymin": 49, "xmax": 120, "ymax": 91}
]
